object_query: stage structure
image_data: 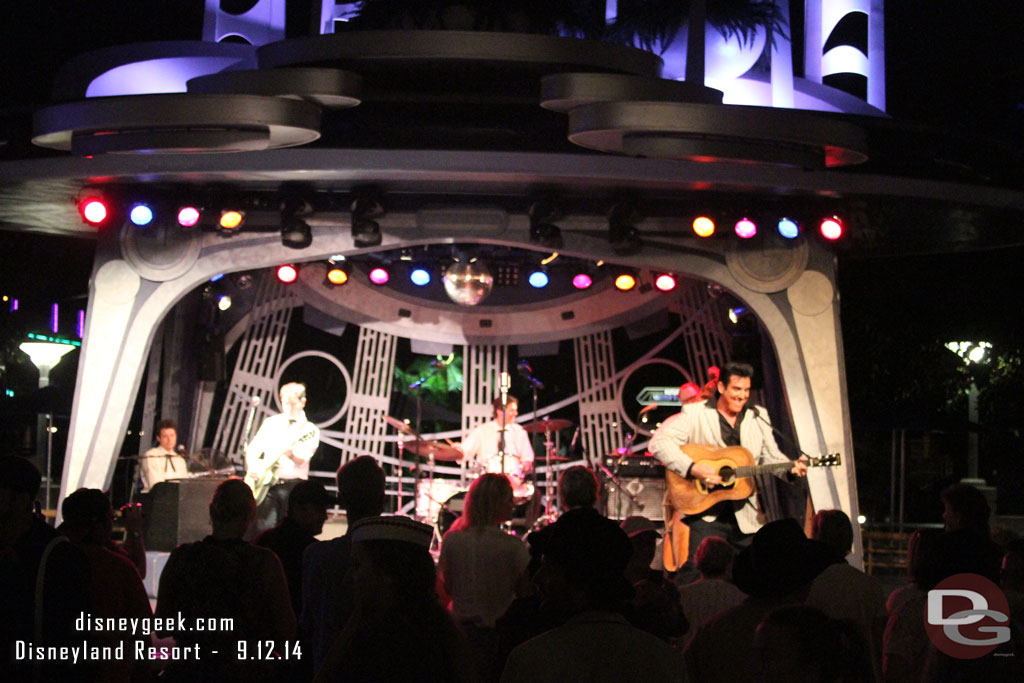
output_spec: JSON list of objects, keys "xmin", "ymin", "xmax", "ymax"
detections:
[{"xmin": 5, "ymin": 0, "xmax": 1022, "ymax": 566}]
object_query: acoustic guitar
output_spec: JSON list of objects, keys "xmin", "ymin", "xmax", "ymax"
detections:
[{"xmin": 665, "ymin": 444, "xmax": 841, "ymax": 516}]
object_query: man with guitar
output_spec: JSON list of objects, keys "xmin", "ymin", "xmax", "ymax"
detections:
[
  {"xmin": 244, "ymin": 382, "xmax": 320, "ymax": 532},
  {"xmin": 649, "ymin": 362, "xmax": 808, "ymax": 581}
]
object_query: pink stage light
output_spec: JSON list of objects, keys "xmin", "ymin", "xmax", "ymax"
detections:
[
  {"xmin": 177, "ymin": 206, "xmax": 201, "ymax": 227},
  {"xmin": 654, "ymin": 274, "xmax": 677, "ymax": 292},
  {"xmin": 572, "ymin": 273, "xmax": 592, "ymax": 289},
  {"xmin": 369, "ymin": 267, "xmax": 390, "ymax": 285},
  {"xmin": 734, "ymin": 217, "xmax": 757, "ymax": 239}
]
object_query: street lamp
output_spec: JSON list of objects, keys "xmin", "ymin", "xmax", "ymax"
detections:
[
  {"xmin": 945, "ymin": 340, "xmax": 992, "ymax": 484},
  {"xmin": 19, "ymin": 335, "xmax": 78, "ymax": 515}
]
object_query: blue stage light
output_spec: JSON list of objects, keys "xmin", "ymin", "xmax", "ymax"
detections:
[
  {"xmin": 528, "ymin": 271, "xmax": 549, "ymax": 288},
  {"xmin": 777, "ymin": 218, "xmax": 800, "ymax": 239},
  {"xmin": 129, "ymin": 204, "xmax": 154, "ymax": 226},
  {"xmin": 410, "ymin": 268, "xmax": 431, "ymax": 286}
]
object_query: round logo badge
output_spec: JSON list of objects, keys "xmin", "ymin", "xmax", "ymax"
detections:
[{"xmin": 924, "ymin": 573, "xmax": 1011, "ymax": 659}]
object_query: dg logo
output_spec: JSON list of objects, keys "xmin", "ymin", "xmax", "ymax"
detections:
[{"xmin": 926, "ymin": 573, "xmax": 1011, "ymax": 659}]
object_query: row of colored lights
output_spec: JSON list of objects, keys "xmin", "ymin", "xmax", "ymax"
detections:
[
  {"xmin": 277, "ymin": 264, "xmax": 679, "ymax": 292},
  {"xmin": 79, "ymin": 197, "xmax": 845, "ymax": 242},
  {"xmin": 691, "ymin": 215, "xmax": 843, "ymax": 241}
]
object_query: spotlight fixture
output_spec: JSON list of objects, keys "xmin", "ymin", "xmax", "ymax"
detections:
[
  {"xmin": 609, "ymin": 202, "xmax": 642, "ymax": 255},
  {"xmin": 368, "ymin": 267, "xmax": 390, "ymax": 285},
  {"xmin": 529, "ymin": 200, "xmax": 564, "ymax": 249},
  {"xmin": 177, "ymin": 206, "xmax": 202, "ymax": 228},
  {"xmin": 410, "ymin": 267, "xmax": 431, "ymax": 286},
  {"xmin": 325, "ymin": 266, "xmax": 349, "ymax": 286},
  {"xmin": 217, "ymin": 295, "xmax": 232, "ymax": 311},
  {"xmin": 351, "ymin": 189, "xmax": 384, "ymax": 248},
  {"xmin": 572, "ymin": 273, "xmax": 593, "ymax": 290},
  {"xmin": 654, "ymin": 274, "xmax": 677, "ymax": 292},
  {"xmin": 734, "ymin": 217, "xmax": 757, "ymax": 239},
  {"xmin": 692, "ymin": 216, "xmax": 715, "ymax": 238},
  {"xmin": 79, "ymin": 196, "xmax": 110, "ymax": 226},
  {"xmin": 280, "ymin": 198, "xmax": 313, "ymax": 249},
  {"xmin": 276, "ymin": 264, "xmax": 298, "ymax": 283},
  {"xmin": 129, "ymin": 203, "xmax": 154, "ymax": 226},
  {"xmin": 614, "ymin": 273, "xmax": 637, "ymax": 291},
  {"xmin": 219, "ymin": 210, "xmax": 245, "ymax": 231},
  {"xmin": 728, "ymin": 306, "xmax": 749, "ymax": 324},
  {"xmin": 777, "ymin": 217, "xmax": 800, "ymax": 239},
  {"xmin": 528, "ymin": 271, "xmax": 549, "ymax": 288},
  {"xmin": 819, "ymin": 216, "xmax": 843, "ymax": 241}
]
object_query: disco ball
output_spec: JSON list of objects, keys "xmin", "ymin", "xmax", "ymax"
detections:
[{"xmin": 443, "ymin": 260, "xmax": 494, "ymax": 306}]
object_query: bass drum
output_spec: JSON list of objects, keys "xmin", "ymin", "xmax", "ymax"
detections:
[{"xmin": 436, "ymin": 491, "xmax": 467, "ymax": 537}]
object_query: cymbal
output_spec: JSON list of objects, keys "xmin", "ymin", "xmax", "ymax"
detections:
[
  {"xmin": 383, "ymin": 415, "xmax": 417, "ymax": 436},
  {"xmin": 405, "ymin": 439, "xmax": 462, "ymax": 462},
  {"xmin": 521, "ymin": 418, "xmax": 574, "ymax": 433},
  {"xmin": 535, "ymin": 454, "xmax": 570, "ymax": 462}
]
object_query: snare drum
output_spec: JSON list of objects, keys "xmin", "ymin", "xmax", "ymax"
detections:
[
  {"xmin": 477, "ymin": 453, "xmax": 535, "ymax": 502},
  {"xmin": 415, "ymin": 479, "xmax": 465, "ymax": 522},
  {"xmin": 436, "ymin": 491, "xmax": 467, "ymax": 537}
]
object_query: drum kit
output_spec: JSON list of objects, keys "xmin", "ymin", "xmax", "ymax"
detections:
[{"xmin": 383, "ymin": 413, "xmax": 575, "ymax": 536}]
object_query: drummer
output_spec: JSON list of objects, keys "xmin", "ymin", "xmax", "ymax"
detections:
[{"xmin": 455, "ymin": 395, "xmax": 534, "ymax": 487}]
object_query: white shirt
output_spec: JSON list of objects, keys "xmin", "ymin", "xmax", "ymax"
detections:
[
  {"xmin": 244, "ymin": 411, "xmax": 320, "ymax": 480},
  {"xmin": 140, "ymin": 446, "xmax": 190, "ymax": 493},
  {"xmin": 439, "ymin": 526, "xmax": 530, "ymax": 627},
  {"xmin": 462, "ymin": 420, "xmax": 534, "ymax": 473}
]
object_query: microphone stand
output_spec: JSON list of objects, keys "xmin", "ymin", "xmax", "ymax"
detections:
[
  {"xmin": 407, "ymin": 362, "xmax": 448, "ymax": 515},
  {"xmin": 750, "ymin": 406, "xmax": 814, "ymax": 460},
  {"xmin": 602, "ymin": 406, "xmax": 647, "ymax": 513}
]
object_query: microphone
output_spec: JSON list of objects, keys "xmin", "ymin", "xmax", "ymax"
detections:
[
  {"xmin": 176, "ymin": 444, "xmax": 186, "ymax": 455},
  {"xmin": 251, "ymin": 395, "xmax": 261, "ymax": 406}
]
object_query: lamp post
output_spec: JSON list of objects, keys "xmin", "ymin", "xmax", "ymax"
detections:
[
  {"xmin": 19, "ymin": 336, "xmax": 77, "ymax": 514},
  {"xmin": 945, "ymin": 340, "xmax": 992, "ymax": 485}
]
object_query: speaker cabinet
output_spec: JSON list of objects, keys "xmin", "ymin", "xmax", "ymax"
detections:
[
  {"xmin": 142, "ymin": 478, "xmax": 228, "ymax": 551},
  {"xmin": 605, "ymin": 476, "xmax": 667, "ymax": 522}
]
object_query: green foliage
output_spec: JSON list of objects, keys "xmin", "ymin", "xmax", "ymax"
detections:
[{"xmin": 393, "ymin": 354, "xmax": 464, "ymax": 407}]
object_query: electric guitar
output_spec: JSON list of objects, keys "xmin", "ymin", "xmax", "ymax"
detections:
[
  {"xmin": 244, "ymin": 427, "xmax": 318, "ymax": 505},
  {"xmin": 666, "ymin": 444, "xmax": 841, "ymax": 516}
]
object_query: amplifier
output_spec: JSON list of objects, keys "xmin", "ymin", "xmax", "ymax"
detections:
[
  {"xmin": 142, "ymin": 477, "xmax": 228, "ymax": 551},
  {"xmin": 602, "ymin": 455, "xmax": 666, "ymax": 478},
  {"xmin": 605, "ymin": 476, "xmax": 667, "ymax": 522}
]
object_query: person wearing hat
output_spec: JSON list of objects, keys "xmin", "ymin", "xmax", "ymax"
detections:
[
  {"xmin": 254, "ymin": 478, "xmax": 334, "ymax": 618},
  {"xmin": 649, "ymin": 361, "xmax": 808, "ymax": 580},
  {"xmin": 1, "ymin": 455, "xmax": 92, "ymax": 683},
  {"xmin": 501, "ymin": 508, "xmax": 684, "ymax": 683}
]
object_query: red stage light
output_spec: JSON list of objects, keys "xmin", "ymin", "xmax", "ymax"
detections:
[
  {"xmin": 820, "ymin": 217, "xmax": 843, "ymax": 241},
  {"xmin": 276, "ymin": 264, "xmax": 298, "ymax": 283},
  {"xmin": 80, "ymin": 198, "xmax": 109, "ymax": 225},
  {"xmin": 655, "ymin": 274, "xmax": 677, "ymax": 292}
]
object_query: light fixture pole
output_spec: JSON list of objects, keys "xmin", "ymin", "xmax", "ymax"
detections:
[
  {"xmin": 19, "ymin": 338, "xmax": 76, "ymax": 515},
  {"xmin": 945, "ymin": 341, "xmax": 992, "ymax": 485}
]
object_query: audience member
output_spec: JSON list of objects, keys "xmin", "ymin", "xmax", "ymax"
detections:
[
  {"xmin": 805, "ymin": 509, "xmax": 886, "ymax": 683},
  {"xmin": 558, "ymin": 465, "xmax": 601, "ymax": 510},
  {"xmin": 255, "ymin": 478, "xmax": 333, "ymax": 616},
  {"xmin": 685, "ymin": 518, "xmax": 832, "ymax": 683},
  {"xmin": 155, "ymin": 477, "xmax": 296, "ymax": 682},
  {"xmin": 439, "ymin": 474, "xmax": 531, "ymax": 681},
  {"xmin": 314, "ymin": 516, "xmax": 475, "ymax": 683},
  {"xmin": 886, "ymin": 527, "xmax": 943, "ymax": 616},
  {"xmin": 60, "ymin": 488, "xmax": 153, "ymax": 682},
  {"xmin": 1, "ymin": 456, "xmax": 93, "ymax": 683},
  {"xmin": 677, "ymin": 536, "xmax": 745, "ymax": 642},
  {"xmin": 620, "ymin": 516, "xmax": 687, "ymax": 644},
  {"xmin": 755, "ymin": 604, "xmax": 871, "ymax": 683},
  {"xmin": 501, "ymin": 508, "xmax": 684, "ymax": 682},
  {"xmin": 302, "ymin": 456, "xmax": 386, "ymax": 671}
]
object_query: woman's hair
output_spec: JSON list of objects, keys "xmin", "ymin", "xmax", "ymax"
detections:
[{"xmin": 464, "ymin": 473, "xmax": 513, "ymax": 528}]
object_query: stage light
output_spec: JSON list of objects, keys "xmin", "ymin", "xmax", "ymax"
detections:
[
  {"xmin": 80, "ymin": 197, "xmax": 109, "ymax": 226},
  {"xmin": 654, "ymin": 274, "xmax": 677, "ymax": 292},
  {"xmin": 129, "ymin": 204, "xmax": 154, "ymax": 226},
  {"xmin": 572, "ymin": 273, "xmax": 592, "ymax": 290},
  {"xmin": 529, "ymin": 201, "xmax": 564, "ymax": 249},
  {"xmin": 220, "ymin": 210, "xmax": 244, "ymax": 230},
  {"xmin": 614, "ymin": 273, "xmax": 637, "ymax": 291},
  {"xmin": 734, "ymin": 217, "xmax": 757, "ymax": 239},
  {"xmin": 609, "ymin": 202, "xmax": 642, "ymax": 255},
  {"xmin": 369, "ymin": 267, "xmax": 390, "ymax": 285},
  {"xmin": 777, "ymin": 217, "xmax": 800, "ymax": 239},
  {"xmin": 410, "ymin": 268, "xmax": 431, "ymax": 286},
  {"xmin": 217, "ymin": 295, "xmax": 232, "ymax": 311},
  {"xmin": 276, "ymin": 264, "xmax": 298, "ymax": 283},
  {"xmin": 820, "ymin": 216, "xmax": 843, "ymax": 241},
  {"xmin": 177, "ymin": 206, "xmax": 201, "ymax": 227},
  {"xmin": 728, "ymin": 306, "xmax": 748, "ymax": 324},
  {"xmin": 351, "ymin": 191, "xmax": 384, "ymax": 248},
  {"xmin": 326, "ymin": 267, "xmax": 348, "ymax": 286},
  {"xmin": 528, "ymin": 271, "xmax": 549, "ymax": 288},
  {"xmin": 692, "ymin": 216, "xmax": 715, "ymax": 238},
  {"xmin": 281, "ymin": 216, "xmax": 312, "ymax": 249}
]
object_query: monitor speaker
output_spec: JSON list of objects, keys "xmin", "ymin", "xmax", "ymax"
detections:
[
  {"xmin": 142, "ymin": 477, "xmax": 228, "ymax": 551},
  {"xmin": 605, "ymin": 476, "xmax": 667, "ymax": 522}
]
